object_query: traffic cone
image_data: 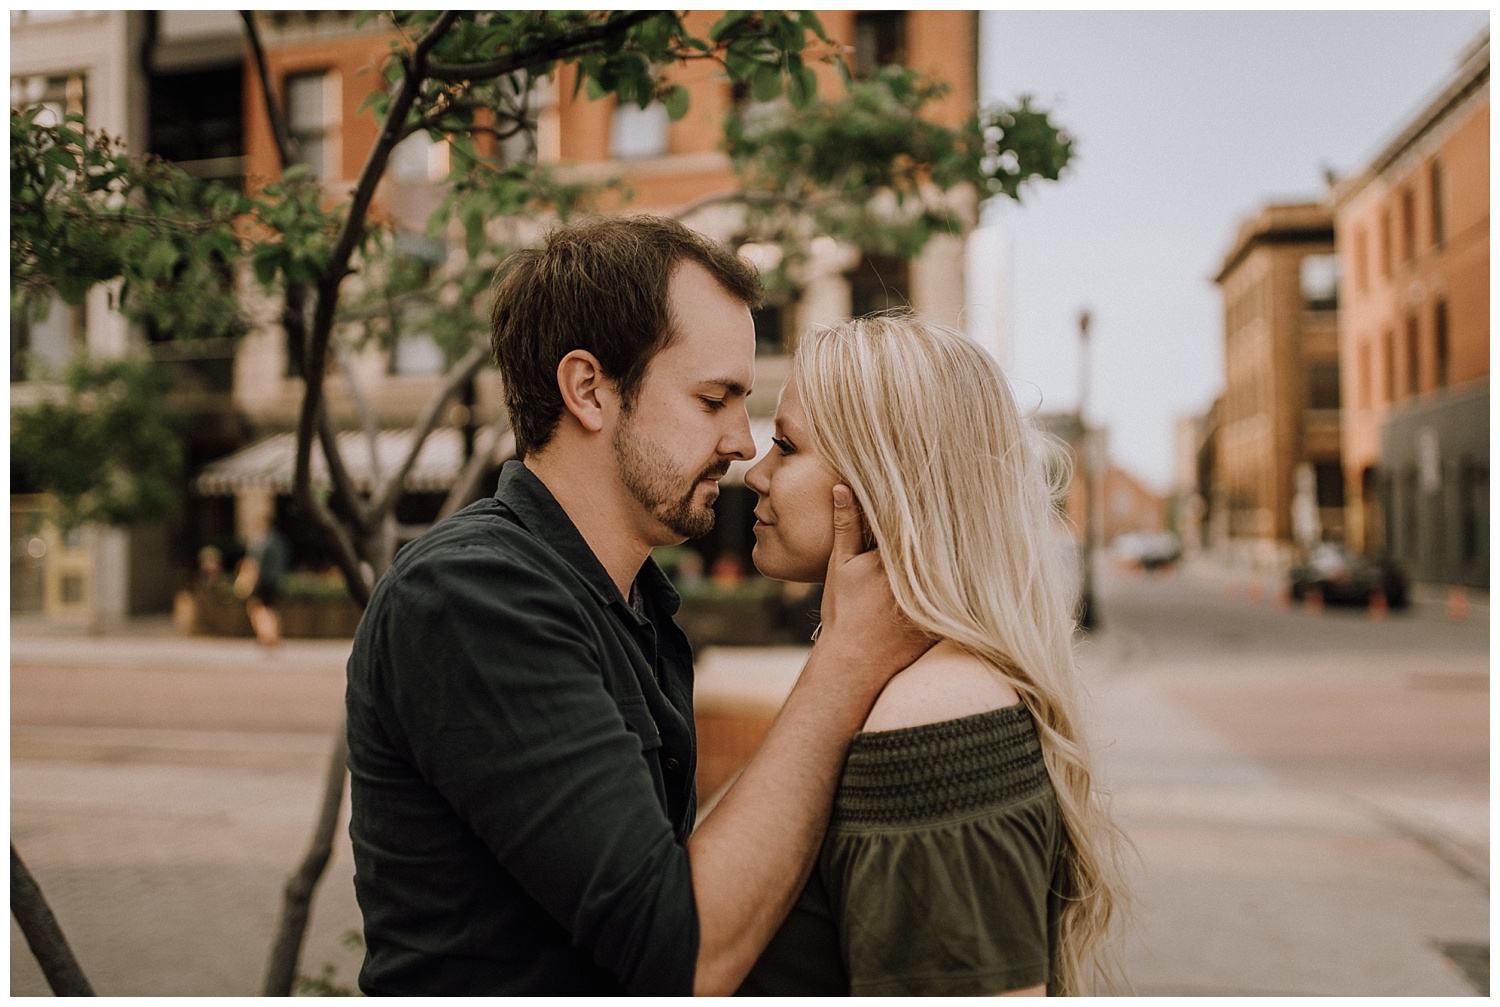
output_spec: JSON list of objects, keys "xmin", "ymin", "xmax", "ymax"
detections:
[
  {"xmin": 1305, "ymin": 585, "xmax": 1324, "ymax": 616},
  {"xmin": 1448, "ymin": 585, "xmax": 1469, "ymax": 621},
  {"xmin": 1368, "ymin": 589, "xmax": 1388, "ymax": 621}
]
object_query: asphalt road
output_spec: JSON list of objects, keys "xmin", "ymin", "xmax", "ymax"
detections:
[{"xmin": 9, "ymin": 560, "xmax": 1489, "ymax": 995}]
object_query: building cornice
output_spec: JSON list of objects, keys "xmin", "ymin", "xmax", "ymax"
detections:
[
  {"xmin": 1214, "ymin": 204, "xmax": 1334, "ymax": 284},
  {"xmin": 1330, "ymin": 32, "xmax": 1489, "ymax": 211}
]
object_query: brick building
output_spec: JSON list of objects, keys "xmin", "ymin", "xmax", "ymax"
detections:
[
  {"xmin": 1330, "ymin": 32, "xmax": 1488, "ymax": 587},
  {"xmin": 11, "ymin": 11, "xmax": 983, "ymax": 623},
  {"xmin": 1212, "ymin": 202, "xmax": 1344, "ymax": 569}
]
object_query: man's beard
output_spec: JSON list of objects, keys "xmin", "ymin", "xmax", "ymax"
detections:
[{"xmin": 613, "ymin": 410, "xmax": 728, "ymax": 540}]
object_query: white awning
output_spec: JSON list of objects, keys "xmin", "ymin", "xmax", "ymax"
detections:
[
  {"xmin": 196, "ymin": 420, "xmax": 768, "ymax": 495},
  {"xmin": 194, "ymin": 427, "xmax": 515, "ymax": 496}
]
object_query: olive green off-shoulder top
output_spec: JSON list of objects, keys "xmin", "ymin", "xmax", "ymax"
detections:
[{"xmin": 738, "ymin": 703, "xmax": 1063, "ymax": 996}]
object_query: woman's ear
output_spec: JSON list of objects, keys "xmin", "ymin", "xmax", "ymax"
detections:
[{"xmin": 556, "ymin": 350, "xmax": 610, "ymax": 433}]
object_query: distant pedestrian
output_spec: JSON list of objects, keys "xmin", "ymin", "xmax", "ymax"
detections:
[{"xmin": 236, "ymin": 518, "xmax": 290, "ymax": 648}]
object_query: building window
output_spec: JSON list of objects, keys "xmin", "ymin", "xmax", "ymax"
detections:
[
  {"xmin": 1353, "ymin": 229, "xmax": 1367, "ymax": 292},
  {"xmin": 1299, "ymin": 254, "xmax": 1338, "ymax": 311},
  {"xmin": 1429, "ymin": 160, "xmax": 1445, "ymax": 248},
  {"xmin": 610, "ymin": 100, "xmax": 669, "ymax": 160},
  {"xmin": 485, "ymin": 71, "xmax": 550, "ymax": 167},
  {"xmin": 752, "ymin": 303, "xmax": 788, "ymax": 356},
  {"xmin": 848, "ymin": 254, "xmax": 910, "ymax": 317},
  {"xmin": 389, "ymin": 131, "xmax": 449, "ymax": 182},
  {"xmin": 10, "ymin": 72, "xmax": 86, "ymax": 124},
  {"xmin": 285, "ymin": 71, "xmax": 336, "ymax": 180},
  {"xmin": 1308, "ymin": 361, "xmax": 1340, "ymax": 410},
  {"xmin": 1400, "ymin": 187, "xmax": 1417, "ymax": 265},
  {"xmin": 149, "ymin": 65, "xmax": 245, "ymax": 188},
  {"xmin": 1405, "ymin": 314, "xmax": 1420, "ymax": 396},
  {"xmin": 1461, "ymin": 462, "xmax": 1486, "ymax": 563},
  {"xmin": 1382, "ymin": 330, "xmax": 1395, "ymax": 403},
  {"xmin": 1314, "ymin": 461, "xmax": 1345, "ymax": 508},
  {"xmin": 11, "ymin": 297, "xmax": 82, "ymax": 382},
  {"xmin": 1378, "ymin": 210, "xmax": 1392, "ymax": 278},
  {"xmin": 1357, "ymin": 342, "xmax": 1371, "ymax": 410},
  {"xmin": 1434, "ymin": 299, "xmax": 1449, "ymax": 389},
  {"xmin": 854, "ymin": 11, "xmax": 907, "ymax": 79}
]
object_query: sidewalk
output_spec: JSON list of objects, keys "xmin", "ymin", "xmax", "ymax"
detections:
[
  {"xmin": 1077, "ymin": 629, "xmax": 1487, "ymax": 996},
  {"xmin": 12, "ymin": 619, "xmax": 1488, "ymax": 995}
]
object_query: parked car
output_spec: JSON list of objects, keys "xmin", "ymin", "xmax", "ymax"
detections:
[
  {"xmin": 1288, "ymin": 543, "xmax": 1409, "ymax": 608},
  {"xmin": 1110, "ymin": 531, "xmax": 1181, "ymax": 572}
]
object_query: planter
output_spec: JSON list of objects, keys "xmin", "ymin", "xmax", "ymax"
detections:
[{"xmin": 175, "ymin": 588, "xmax": 361, "ymax": 639}]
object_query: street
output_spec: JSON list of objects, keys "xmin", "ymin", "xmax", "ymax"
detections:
[{"xmin": 10, "ymin": 562, "xmax": 1488, "ymax": 995}]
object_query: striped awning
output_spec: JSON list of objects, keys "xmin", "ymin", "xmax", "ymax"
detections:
[
  {"xmin": 194, "ymin": 427, "xmax": 515, "ymax": 496},
  {"xmin": 196, "ymin": 420, "xmax": 770, "ymax": 496}
]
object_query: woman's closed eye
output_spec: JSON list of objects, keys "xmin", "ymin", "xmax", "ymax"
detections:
[{"xmin": 771, "ymin": 436, "xmax": 796, "ymax": 455}]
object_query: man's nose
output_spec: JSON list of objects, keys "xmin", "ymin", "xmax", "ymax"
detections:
[{"xmin": 722, "ymin": 409, "xmax": 755, "ymax": 461}]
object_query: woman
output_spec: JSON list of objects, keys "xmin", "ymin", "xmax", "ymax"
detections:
[{"xmin": 738, "ymin": 314, "xmax": 1127, "ymax": 996}]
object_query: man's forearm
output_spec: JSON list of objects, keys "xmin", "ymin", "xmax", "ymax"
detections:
[{"xmin": 685, "ymin": 639, "xmax": 885, "ymax": 995}]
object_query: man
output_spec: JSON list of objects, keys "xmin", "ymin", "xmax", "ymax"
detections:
[{"xmin": 346, "ymin": 216, "xmax": 927, "ymax": 995}]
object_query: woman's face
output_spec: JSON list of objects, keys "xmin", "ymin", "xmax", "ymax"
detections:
[{"xmin": 744, "ymin": 379, "xmax": 841, "ymax": 583}]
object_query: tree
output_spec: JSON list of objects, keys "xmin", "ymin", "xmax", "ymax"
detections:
[{"xmin": 10, "ymin": 10, "xmax": 1071, "ymax": 994}]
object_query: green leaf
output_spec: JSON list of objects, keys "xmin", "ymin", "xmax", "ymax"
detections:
[
  {"xmin": 141, "ymin": 238, "xmax": 180, "ymax": 280},
  {"xmin": 663, "ymin": 84, "xmax": 691, "ymax": 122},
  {"xmin": 750, "ymin": 62, "xmax": 783, "ymax": 103},
  {"xmin": 787, "ymin": 64, "xmax": 818, "ymax": 110},
  {"xmin": 252, "ymin": 245, "xmax": 280, "ymax": 287},
  {"xmin": 709, "ymin": 10, "xmax": 754, "ymax": 43}
]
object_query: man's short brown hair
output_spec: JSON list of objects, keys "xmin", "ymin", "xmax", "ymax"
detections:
[{"xmin": 490, "ymin": 215, "xmax": 763, "ymax": 457}]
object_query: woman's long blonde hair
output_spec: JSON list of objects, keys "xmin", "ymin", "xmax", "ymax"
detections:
[{"xmin": 794, "ymin": 313, "xmax": 1129, "ymax": 995}]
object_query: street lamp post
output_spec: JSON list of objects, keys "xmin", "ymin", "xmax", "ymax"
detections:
[{"xmin": 1076, "ymin": 308, "xmax": 1098, "ymax": 630}]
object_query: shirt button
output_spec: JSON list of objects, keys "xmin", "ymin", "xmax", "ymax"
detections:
[{"xmin": 664, "ymin": 757, "xmax": 680, "ymax": 771}]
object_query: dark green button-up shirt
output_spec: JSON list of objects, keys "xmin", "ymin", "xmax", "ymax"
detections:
[{"xmin": 347, "ymin": 461, "xmax": 700, "ymax": 995}]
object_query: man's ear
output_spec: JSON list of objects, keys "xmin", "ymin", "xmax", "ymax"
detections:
[{"xmin": 556, "ymin": 349, "xmax": 612, "ymax": 433}]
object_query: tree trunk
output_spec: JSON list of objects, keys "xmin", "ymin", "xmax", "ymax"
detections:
[
  {"xmin": 11, "ymin": 843, "xmax": 95, "ymax": 996},
  {"xmin": 261, "ymin": 726, "xmax": 351, "ymax": 996}
]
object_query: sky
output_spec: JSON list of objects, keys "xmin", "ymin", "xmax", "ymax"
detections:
[{"xmin": 972, "ymin": 10, "xmax": 1490, "ymax": 492}]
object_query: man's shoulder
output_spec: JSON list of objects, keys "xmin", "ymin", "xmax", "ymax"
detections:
[
  {"xmin": 369, "ymin": 498, "xmax": 584, "ymax": 609},
  {"xmin": 354, "ymin": 498, "xmax": 599, "ymax": 655},
  {"xmin": 396, "ymin": 496, "xmax": 559, "ymax": 570}
]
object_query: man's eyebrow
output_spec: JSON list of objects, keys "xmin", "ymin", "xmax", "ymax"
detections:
[{"xmin": 700, "ymin": 378, "xmax": 751, "ymax": 397}]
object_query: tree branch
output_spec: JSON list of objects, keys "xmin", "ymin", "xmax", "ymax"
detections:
[
  {"xmin": 261, "ymin": 727, "xmax": 350, "ymax": 996},
  {"xmin": 401, "ymin": 105, "xmax": 530, "ymax": 144},
  {"xmin": 11, "ymin": 844, "xmax": 94, "ymax": 996},
  {"xmin": 316, "ymin": 396, "xmax": 373, "ymax": 538},
  {"xmin": 438, "ymin": 420, "xmax": 514, "ymax": 520},
  {"xmin": 669, "ymin": 188, "xmax": 804, "ymax": 221},
  {"xmin": 291, "ymin": 12, "xmax": 459, "ymax": 552},
  {"xmin": 240, "ymin": 11, "xmax": 298, "ymax": 170},
  {"xmin": 368, "ymin": 342, "xmax": 489, "ymax": 521},
  {"xmin": 424, "ymin": 11, "xmax": 659, "ymax": 82}
]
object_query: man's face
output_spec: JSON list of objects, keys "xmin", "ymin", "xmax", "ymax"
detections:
[{"xmin": 611, "ymin": 261, "xmax": 756, "ymax": 544}]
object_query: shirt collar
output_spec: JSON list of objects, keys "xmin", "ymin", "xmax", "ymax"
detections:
[{"xmin": 495, "ymin": 461, "xmax": 681, "ymax": 617}]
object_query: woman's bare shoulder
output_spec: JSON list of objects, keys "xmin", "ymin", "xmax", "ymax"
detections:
[{"xmin": 861, "ymin": 639, "xmax": 1021, "ymax": 733}]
